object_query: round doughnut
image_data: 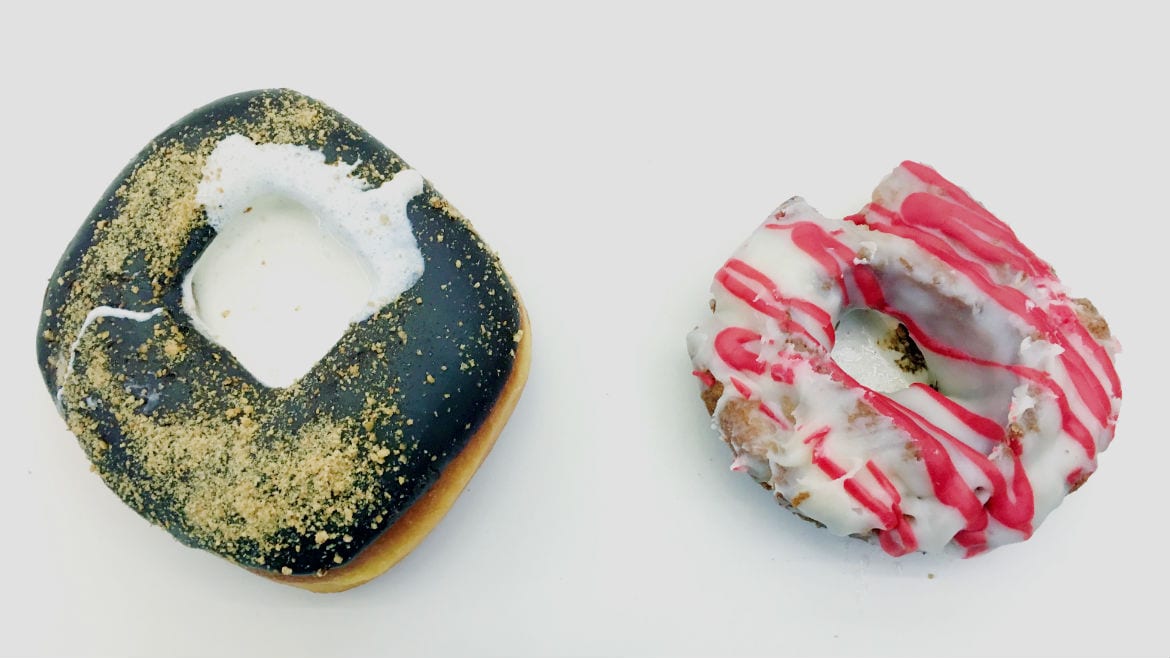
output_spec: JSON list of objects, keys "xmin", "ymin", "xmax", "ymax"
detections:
[
  {"xmin": 687, "ymin": 161, "xmax": 1121, "ymax": 557},
  {"xmin": 36, "ymin": 89, "xmax": 531, "ymax": 591}
]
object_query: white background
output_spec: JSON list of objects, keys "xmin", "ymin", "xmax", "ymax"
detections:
[{"xmin": 1, "ymin": 2, "xmax": 1165, "ymax": 657}]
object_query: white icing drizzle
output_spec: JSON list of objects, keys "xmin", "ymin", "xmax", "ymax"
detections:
[
  {"xmin": 67, "ymin": 306, "xmax": 165, "ymax": 375},
  {"xmin": 57, "ymin": 306, "xmax": 165, "ymax": 410}
]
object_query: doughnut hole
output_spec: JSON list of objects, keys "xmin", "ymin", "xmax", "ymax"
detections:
[
  {"xmin": 830, "ymin": 308, "xmax": 934, "ymax": 394},
  {"xmin": 182, "ymin": 194, "xmax": 374, "ymax": 388}
]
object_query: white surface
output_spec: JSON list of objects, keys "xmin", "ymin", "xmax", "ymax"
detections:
[
  {"xmin": 831, "ymin": 309, "xmax": 930, "ymax": 394},
  {"xmin": 0, "ymin": 3, "xmax": 1165, "ymax": 657}
]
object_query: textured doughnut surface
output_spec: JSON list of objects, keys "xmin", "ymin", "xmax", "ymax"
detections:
[
  {"xmin": 688, "ymin": 162, "xmax": 1120, "ymax": 557},
  {"xmin": 36, "ymin": 89, "xmax": 530, "ymax": 590}
]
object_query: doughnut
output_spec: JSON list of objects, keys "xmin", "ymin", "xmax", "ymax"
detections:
[
  {"xmin": 687, "ymin": 161, "xmax": 1121, "ymax": 557},
  {"xmin": 36, "ymin": 89, "xmax": 531, "ymax": 591}
]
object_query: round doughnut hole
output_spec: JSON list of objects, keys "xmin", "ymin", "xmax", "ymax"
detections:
[
  {"xmin": 183, "ymin": 194, "xmax": 374, "ymax": 388},
  {"xmin": 830, "ymin": 308, "xmax": 934, "ymax": 394}
]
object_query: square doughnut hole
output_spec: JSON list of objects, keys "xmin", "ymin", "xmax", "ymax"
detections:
[{"xmin": 183, "ymin": 194, "xmax": 374, "ymax": 388}]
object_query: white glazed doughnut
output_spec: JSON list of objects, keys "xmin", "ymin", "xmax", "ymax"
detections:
[{"xmin": 688, "ymin": 161, "xmax": 1121, "ymax": 556}]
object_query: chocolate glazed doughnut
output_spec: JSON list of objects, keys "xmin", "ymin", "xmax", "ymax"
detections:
[{"xmin": 36, "ymin": 89, "xmax": 531, "ymax": 592}]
